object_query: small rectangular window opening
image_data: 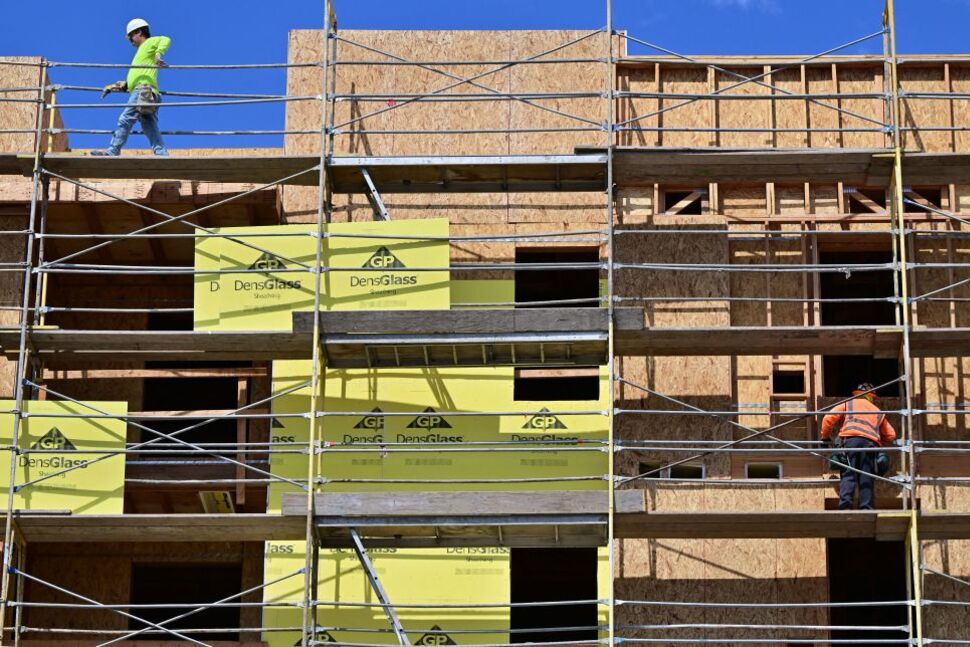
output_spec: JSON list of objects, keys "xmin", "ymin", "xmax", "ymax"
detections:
[
  {"xmin": 669, "ymin": 463, "xmax": 705, "ymax": 480},
  {"xmin": 846, "ymin": 188, "xmax": 887, "ymax": 214},
  {"xmin": 514, "ymin": 375, "xmax": 600, "ymax": 401},
  {"xmin": 514, "ymin": 248, "xmax": 599, "ymax": 309},
  {"xmin": 746, "ymin": 463, "xmax": 782, "ymax": 479},
  {"xmin": 905, "ymin": 186, "xmax": 944, "ymax": 211},
  {"xmin": 772, "ymin": 370, "xmax": 805, "ymax": 395},
  {"xmin": 662, "ymin": 190, "xmax": 704, "ymax": 215},
  {"xmin": 638, "ymin": 463, "xmax": 705, "ymax": 479}
]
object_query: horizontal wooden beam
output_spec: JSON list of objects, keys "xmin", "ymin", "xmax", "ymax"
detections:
[
  {"xmin": 4, "ymin": 320, "xmax": 969, "ymax": 364},
  {"xmin": 285, "ymin": 490, "xmax": 643, "ymax": 518},
  {"xmin": 9, "ymin": 150, "xmax": 969, "ymax": 191},
  {"xmin": 14, "ymin": 513, "xmax": 305, "ymax": 543},
  {"xmin": 295, "ymin": 308, "xmax": 611, "ymax": 335},
  {"xmin": 43, "ymin": 367, "xmax": 268, "ymax": 380},
  {"xmin": 125, "ymin": 408, "xmax": 268, "ymax": 418}
]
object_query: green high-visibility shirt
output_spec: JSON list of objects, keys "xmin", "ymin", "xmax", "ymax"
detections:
[{"xmin": 126, "ymin": 36, "xmax": 171, "ymax": 91}]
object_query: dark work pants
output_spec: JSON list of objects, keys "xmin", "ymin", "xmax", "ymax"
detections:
[{"xmin": 839, "ymin": 435, "xmax": 879, "ymax": 510}]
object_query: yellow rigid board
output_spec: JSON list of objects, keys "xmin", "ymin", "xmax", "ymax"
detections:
[
  {"xmin": 0, "ymin": 400, "xmax": 126, "ymax": 514},
  {"xmin": 316, "ymin": 365, "xmax": 608, "ymax": 493},
  {"xmin": 193, "ymin": 219, "xmax": 450, "ymax": 330},
  {"xmin": 325, "ymin": 219, "xmax": 450, "ymax": 312},
  {"xmin": 215, "ymin": 225, "xmax": 318, "ymax": 331},
  {"xmin": 264, "ymin": 542, "xmax": 511, "ymax": 647},
  {"xmin": 192, "ymin": 227, "xmax": 224, "ymax": 331},
  {"xmin": 263, "ymin": 542, "xmax": 609, "ymax": 647},
  {"xmin": 263, "ymin": 277, "xmax": 607, "ymax": 645}
]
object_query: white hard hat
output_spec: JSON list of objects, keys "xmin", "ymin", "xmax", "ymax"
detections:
[{"xmin": 126, "ymin": 18, "xmax": 149, "ymax": 38}]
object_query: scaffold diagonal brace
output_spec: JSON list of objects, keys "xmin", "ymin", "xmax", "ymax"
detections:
[
  {"xmin": 348, "ymin": 528, "xmax": 410, "ymax": 646},
  {"xmin": 12, "ymin": 567, "xmax": 211, "ymax": 647},
  {"xmin": 361, "ymin": 169, "xmax": 390, "ymax": 221}
]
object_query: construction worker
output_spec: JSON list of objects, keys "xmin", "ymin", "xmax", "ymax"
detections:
[
  {"xmin": 92, "ymin": 19, "xmax": 170, "ymax": 156},
  {"xmin": 820, "ymin": 382, "xmax": 897, "ymax": 510}
]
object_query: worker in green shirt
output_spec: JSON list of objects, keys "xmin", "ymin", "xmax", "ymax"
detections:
[{"xmin": 92, "ymin": 19, "xmax": 170, "ymax": 156}]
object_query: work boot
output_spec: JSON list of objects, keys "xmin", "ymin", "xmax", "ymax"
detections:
[{"xmin": 90, "ymin": 149, "xmax": 119, "ymax": 156}]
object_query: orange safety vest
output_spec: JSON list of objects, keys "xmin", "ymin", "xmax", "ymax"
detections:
[{"xmin": 838, "ymin": 399, "xmax": 884, "ymax": 444}]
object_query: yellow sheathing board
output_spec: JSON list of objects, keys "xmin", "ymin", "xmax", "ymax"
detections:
[
  {"xmin": 193, "ymin": 219, "xmax": 450, "ymax": 330},
  {"xmin": 318, "ymin": 365, "xmax": 608, "ymax": 492},
  {"xmin": 260, "ymin": 263, "xmax": 607, "ymax": 646},
  {"xmin": 267, "ymin": 360, "xmax": 316, "ymax": 514},
  {"xmin": 264, "ymin": 366, "xmax": 608, "ymax": 645},
  {"xmin": 216, "ymin": 226, "xmax": 318, "ymax": 331},
  {"xmin": 0, "ymin": 400, "xmax": 126, "ymax": 514},
  {"xmin": 192, "ymin": 227, "xmax": 223, "ymax": 330},
  {"xmin": 326, "ymin": 219, "xmax": 450, "ymax": 311},
  {"xmin": 450, "ymin": 280, "xmax": 515, "ymax": 308},
  {"xmin": 264, "ymin": 542, "xmax": 511, "ymax": 647}
]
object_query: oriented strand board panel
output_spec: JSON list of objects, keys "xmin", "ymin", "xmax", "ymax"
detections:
[
  {"xmin": 615, "ymin": 484, "xmax": 828, "ymax": 645},
  {"xmin": 616, "ymin": 63, "xmax": 660, "ymax": 147},
  {"xmin": 715, "ymin": 67, "xmax": 772, "ymax": 149},
  {"xmin": 657, "ymin": 67, "xmax": 710, "ymax": 148},
  {"xmin": 770, "ymin": 67, "xmax": 809, "ymax": 149},
  {"xmin": 838, "ymin": 64, "xmax": 887, "ymax": 149},
  {"xmin": 950, "ymin": 65, "xmax": 970, "ymax": 152},
  {"xmin": 900, "ymin": 65, "xmax": 951, "ymax": 152},
  {"xmin": 23, "ymin": 541, "xmax": 262, "ymax": 636},
  {"xmin": 508, "ymin": 31, "xmax": 607, "ymax": 155},
  {"xmin": 805, "ymin": 66, "xmax": 839, "ymax": 149},
  {"xmin": 0, "ymin": 57, "xmax": 43, "ymax": 153}
]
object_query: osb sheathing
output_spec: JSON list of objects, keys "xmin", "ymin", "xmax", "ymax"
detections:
[
  {"xmin": 616, "ymin": 487, "xmax": 827, "ymax": 642},
  {"xmin": 22, "ymin": 542, "xmax": 264, "ymax": 639},
  {"xmin": 283, "ymin": 29, "xmax": 608, "ymax": 224},
  {"xmin": 615, "ymin": 60, "xmax": 892, "ymax": 150},
  {"xmin": 0, "ymin": 210, "xmax": 26, "ymax": 397},
  {"xmin": 0, "ymin": 58, "xmax": 43, "ymax": 153},
  {"xmin": 900, "ymin": 65, "xmax": 952, "ymax": 153},
  {"xmin": 614, "ymin": 60, "xmax": 970, "ymax": 152},
  {"xmin": 614, "ymin": 187, "xmax": 732, "ymax": 485},
  {"xmin": 922, "ymin": 538, "xmax": 970, "ymax": 641}
]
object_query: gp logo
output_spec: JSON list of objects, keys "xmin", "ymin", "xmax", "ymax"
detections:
[{"xmin": 522, "ymin": 407, "xmax": 567, "ymax": 430}]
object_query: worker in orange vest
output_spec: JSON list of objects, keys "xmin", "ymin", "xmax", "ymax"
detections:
[{"xmin": 820, "ymin": 383, "xmax": 897, "ymax": 510}]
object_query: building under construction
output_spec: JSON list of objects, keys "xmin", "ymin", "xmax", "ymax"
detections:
[{"xmin": 1, "ymin": 0, "xmax": 969, "ymax": 645}]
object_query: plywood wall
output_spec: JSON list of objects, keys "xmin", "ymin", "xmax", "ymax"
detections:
[
  {"xmin": 614, "ymin": 59, "xmax": 970, "ymax": 152},
  {"xmin": 22, "ymin": 542, "xmax": 264, "ymax": 639},
  {"xmin": 283, "ymin": 29, "xmax": 608, "ymax": 223}
]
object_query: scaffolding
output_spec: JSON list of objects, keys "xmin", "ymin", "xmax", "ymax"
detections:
[{"xmin": 1, "ymin": 0, "xmax": 970, "ymax": 644}]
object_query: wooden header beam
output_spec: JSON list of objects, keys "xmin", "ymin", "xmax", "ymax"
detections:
[
  {"xmin": 14, "ymin": 513, "xmax": 306, "ymax": 543},
  {"xmin": 5, "ymin": 150, "xmax": 969, "ymax": 189},
  {"xmin": 274, "ymin": 491, "xmax": 970, "ymax": 545},
  {"xmin": 2, "ymin": 315, "xmax": 968, "ymax": 364}
]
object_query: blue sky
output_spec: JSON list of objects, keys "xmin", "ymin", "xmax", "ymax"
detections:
[{"xmin": 2, "ymin": 0, "xmax": 967, "ymax": 150}]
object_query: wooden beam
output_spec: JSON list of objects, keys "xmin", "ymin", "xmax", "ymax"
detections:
[
  {"xmin": 126, "ymin": 408, "xmax": 268, "ymax": 418},
  {"xmin": 43, "ymin": 367, "xmax": 268, "ymax": 380},
  {"xmin": 285, "ymin": 490, "xmax": 643, "ymax": 518},
  {"xmin": 515, "ymin": 367, "xmax": 601, "ymax": 379},
  {"xmin": 14, "ymin": 514, "xmax": 306, "ymax": 543},
  {"xmin": 295, "ymin": 308, "xmax": 610, "ymax": 335}
]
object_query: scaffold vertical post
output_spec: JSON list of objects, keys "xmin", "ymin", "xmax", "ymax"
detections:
[
  {"xmin": 302, "ymin": 2, "xmax": 335, "ymax": 646},
  {"xmin": 885, "ymin": 1, "xmax": 924, "ymax": 644},
  {"xmin": 12, "ymin": 540, "xmax": 24, "ymax": 647},
  {"xmin": 0, "ymin": 58, "xmax": 47, "ymax": 645},
  {"xmin": 605, "ymin": 1, "xmax": 617, "ymax": 646}
]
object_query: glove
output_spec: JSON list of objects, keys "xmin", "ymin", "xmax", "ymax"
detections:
[
  {"xmin": 100, "ymin": 81, "xmax": 126, "ymax": 99},
  {"xmin": 820, "ymin": 438, "xmax": 832, "ymax": 448},
  {"xmin": 155, "ymin": 56, "xmax": 169, "ymax": 68}
]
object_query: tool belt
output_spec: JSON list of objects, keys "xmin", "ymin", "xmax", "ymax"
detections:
[
  {"xmin": 135, "ymin": 85, "xmax": 160, "ymax": 115},
  {"xmin": 828, "ymin": 440, "xmax": 890, "ymax": 476}
]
